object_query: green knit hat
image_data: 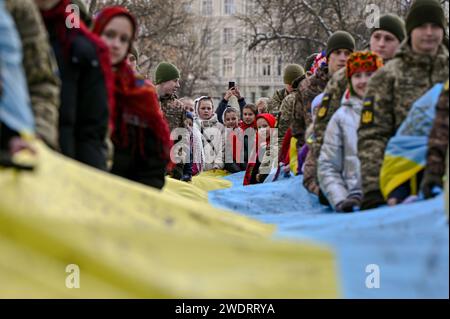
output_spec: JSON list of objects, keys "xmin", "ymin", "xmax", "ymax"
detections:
[
  {"xmin": 406, "ymin": 0, "xmax": 446, "ymax": 35},
  {"xmin": 154, "ymin": 62, "xmax": 180, "ymax": 85},
  {"xmin": 283, "ymin": 64, "xmax": 305, "ymax": 85},
  {"xmin": 371, "ymin": 14, "xmax": 406, "ymax": 42},
  {"xmin": 326, "ymin": 31, "xmax": 356, "ymax": 58}
]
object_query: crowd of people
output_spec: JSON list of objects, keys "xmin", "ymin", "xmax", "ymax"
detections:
[{"xmin": 0, "ymin": 0, "xmax": 448, "ymax": 213}]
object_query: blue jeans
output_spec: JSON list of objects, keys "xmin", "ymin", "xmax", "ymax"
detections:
[{"xmin": 0, "ymin": 0, "xmax": 34, "ymax": 135}]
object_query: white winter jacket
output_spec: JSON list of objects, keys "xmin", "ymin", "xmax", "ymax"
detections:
[
  {"xmin": 194, "ymin": 114, "xmax": 225, "ymax": 171},
  {"xmin": 318, "ymin": 91, "xmax": 363, "ymax": 209}
]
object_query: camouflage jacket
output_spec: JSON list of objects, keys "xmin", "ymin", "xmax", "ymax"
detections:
[
  {"xmin": 425, "ymin": 80, "xmax": 449, "ymax": 179},
  {"xmin": 295, "ymin": 66, "xmax": 330, "ymax": 137},
  {"xmin": 5, "ymin": 0, "xmax": 60, "ymax": 149},
  {"xmin": 299, "ymin": 66, "xmax": 331, "ymax": 117},
  {"xmin": 159, "ymin": 94, "xmax": 186, "ymax": 133},
  {"xmin": 312, "ymin": 67, "xmax": 347, "ymax": 160},
  {"xmin": 303, "ymin": 149, "xmax": 319, "ymax": 195},
  {"xmin": 358, "ymin": 41, "xmax": 449, "ymax": 197},
  {"xmin": 277, "ymin": 76, "xmax": 308, "ymax": 148},
  {"xmin": 267, "ymin": 88, "xmax": 288, "ymax": 115}
]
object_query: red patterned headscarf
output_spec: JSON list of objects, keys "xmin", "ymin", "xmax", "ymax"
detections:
[
  {"xmin": 92, "ymin": 6, "xmax": 137, "ymax": 54},
  {"xmin": 93, "ymin": 6, "xmax": 172, "ymax": 163}
]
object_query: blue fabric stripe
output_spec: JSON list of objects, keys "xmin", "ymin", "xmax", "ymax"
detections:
[{"xmin": 210, "ymin": 172, "xmax": 449, "ymax": 298}]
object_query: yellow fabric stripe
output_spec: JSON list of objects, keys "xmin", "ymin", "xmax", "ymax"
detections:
[
  {"xmin": 290, "ymin": 137, "xmax": 299, "ymax": 175},
  {"xmin": 0, "ymin": 141, "xmax": 340, "ymax": 298},
  {"xmin": 380, "ymin": 154, "xmax": 424, "ymax": 199}
]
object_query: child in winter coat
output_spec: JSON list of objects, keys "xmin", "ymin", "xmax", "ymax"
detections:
[
  {"xmin": 194, "ymin": 96, "xmax": 224, "ymax": 171},
  {"xmin": 180, "ymin": 112, "xmax": 194, "ymax": 182},
  {"xmin": 183, "ymin": 112, "xmax": 204, "ymax": 177},
  {"xmin": 223, "ymin": 107, "xmax": 245, "ymax": 173},
  {"xmin": 318, "ymin": 51, "xmax": 383, "ymax": 212},
  {"xmin": 239, "ymin": 103, "xmax": 258, "ymax": 167},
  {"xmin": 244, "ymin": 113, "xmax": 278, "ymax": 185},
  {"xmin": 239, "ymin": 103, "xmax": 257, "ymax": 131},
  {"xmin": 223, "ymin": 107, "xmax": 239, "ymax": 129}
]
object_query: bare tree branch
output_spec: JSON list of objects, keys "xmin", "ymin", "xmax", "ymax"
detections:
[
  {"xmin": 300, "ymin": 0, "xmax": 333, "ymax": 36},
  {"xmin": 248, "ymin": 33, "xmax": 326, "ymax": 51}
]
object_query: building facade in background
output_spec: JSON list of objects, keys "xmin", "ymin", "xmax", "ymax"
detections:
[{"xmin": 190, "ymin": 0, "xmax": 288, "ymax": 104}]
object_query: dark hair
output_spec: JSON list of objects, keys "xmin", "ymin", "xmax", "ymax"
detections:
[
  {"xmin": 242, "ymin": 103, "xmax": 257, "ymax": 115},
  {"xmin": 222, "ymin": 107, "xmax": 239, "ymax": 123},
  {"xmin": 224, "ymin": 107, "xmax": 238, "ymax": 116}
]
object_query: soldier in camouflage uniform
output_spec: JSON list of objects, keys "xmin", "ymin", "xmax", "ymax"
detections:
[
  {"xmin": 276, "ymin": 53, "xmax": 323, "ymax": 152},
  {"xmin": 267, "ymin": 88, "xmax": 287, "ymax": 116},
  {"xmin": 276, "ymin": 70, "xmax": 305, "ymax": 149},
  {"xmin": 5, "ymin": 0, "xmax": 60, "ymax": 149},
  {"xmin": 266, "ymin": 64, "xmax": 304, "ymax": 116},
  {"xmin": 421, "ymin": 80, "xmax": 449, "ymax": 199},
  {"xmin": 299, "ymin": 31, "xmax": 355, "ymax": 194},
  {"xmin": 155, "ymin": 62, "xmax": 186, "ymax": 179},
  {"xmin": 155, "ymin": 62, "xmax": 186, "ymax": 132},
  {"xmin": 312, "ymin": 14, "xmax": 406, "ymax": 161},
  {"xmin": 358, "ymin": 0, "xmax": 449, "ymax": 210},
  {"xmin": 300, "ymin": 67, "xmax": 335, "ymax": 195}
]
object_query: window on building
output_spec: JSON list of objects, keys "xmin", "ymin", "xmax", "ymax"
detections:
[
  {"xmin": 262, "ymin": 57, "xmax": 271, "ymax": 76},
  {"xmin": 223, "ymin": 58, "xmax": 233, "ymax": 77},
  {"xmin": 202, "ymin": 0, "xmax": 213, "ymax": 16},
  {"xmin": 224, "ymin": 0, "xmax": 236, "ymax": 15},
  {"xmin": 277, "ymin": 57, "xmax": 282, "ymax": 76},
  {"xmin": 253, "ymin": 57, "xmax": 257, "ymax": 77},
  {"xmin": 202, "ymin": 28, "xmax": 212, "ymax": 46},
  {"xmin": 204, "ymin": 57, "xmax": 214, "ymax": 77},
  {"xmin": 223, "ymin": 28, "xmax": 233, "ymax": 44}
]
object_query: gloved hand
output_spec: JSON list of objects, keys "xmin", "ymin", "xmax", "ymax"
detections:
[
  {"xmin": 360, "ymin": 190, "xmax": 385, "ymax": 211},
  {"xmin": 170, "ymin": 165, "xmax": 183, "ymax": 180},
  {"xmin": 335, "ymin": 201, "xmax": 344, "ymax": 212},
  {"xmin": 420, "ymin": 173, "xmax": 443, "ymax": 199},
  {"xmin": 336, "ymin": 195, "xmax": 362, "ymax": 213},
  {"xmin": 181, "ymin": 174, "xmax": 192, "ymax": 183}
]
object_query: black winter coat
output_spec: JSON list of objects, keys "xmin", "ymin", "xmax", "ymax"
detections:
[{"xmin": 48, "ymin": 29, "xmax": 109, "ymax": 170}]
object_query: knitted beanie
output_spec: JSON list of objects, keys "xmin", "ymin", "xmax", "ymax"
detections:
[
  {"xmin": 406, "ymin": 0, "xmax": 446, "ymax": 35},
  {"xmin": 154, "ymin": 62, "xmax": 180, "ymax": 85},
  {"xmin": 371, "ymin": 14, "xmax": 406, "ymax": 42},
  {"xmin": 283, "ymin": 64, "xmax": 305, "ymax": 85},
  {"xmin": 326, "ymin": 31, "xmax": 356, "ymax": 57}
]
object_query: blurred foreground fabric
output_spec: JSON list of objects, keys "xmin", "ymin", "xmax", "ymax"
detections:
[{"xmin": 0, "ymin": 142, "xmax": 339, "ymax": 298}]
